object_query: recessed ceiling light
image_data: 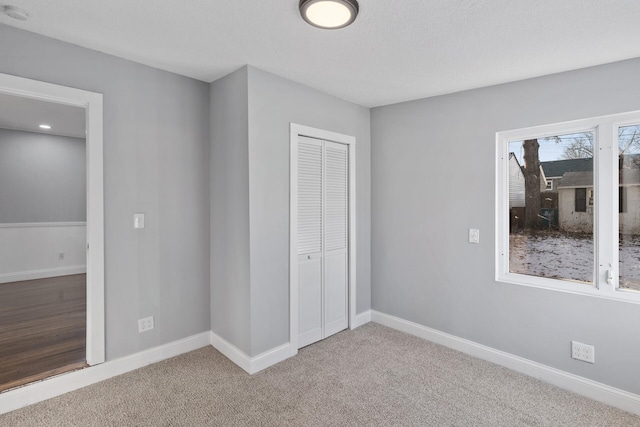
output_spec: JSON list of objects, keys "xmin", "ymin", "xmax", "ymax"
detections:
[
  {"xmin": 39, "ymin": 124, "xmax": 51, "ymax": 130},
  {"xmin": 299, "ymin": 0, "xmax": 359, "ymax": 29},
  {"xmin": 2, "ymin": 5, "xmax": 29, "ymax": 21}
]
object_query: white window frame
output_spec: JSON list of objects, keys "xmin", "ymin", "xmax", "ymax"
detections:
[{"xmin": 496, "ymin": 110, "xmax": 640, "ymax": 304}]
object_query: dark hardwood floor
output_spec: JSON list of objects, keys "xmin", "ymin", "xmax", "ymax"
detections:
[{"xmin": 0, "ymin": 274, "xmax": 87, "ymax": 392}]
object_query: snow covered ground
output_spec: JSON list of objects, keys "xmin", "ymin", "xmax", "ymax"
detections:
[{"xmin": 509, "ymin": 232, "xmax": 640, "ymax": 292}]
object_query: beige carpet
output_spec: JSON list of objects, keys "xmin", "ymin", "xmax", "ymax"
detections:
[{"xmin": 1, "ymin": 323, "xmax": 639, "ymax": 426}]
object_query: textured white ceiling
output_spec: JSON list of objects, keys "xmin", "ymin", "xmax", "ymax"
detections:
[
  {"xmin": 0, "ymin": 92, "xmax": 85, "ymax": 138},
  {"xmin": 1, "ymin": 0, "xmax": 640, "ymax": 107}
]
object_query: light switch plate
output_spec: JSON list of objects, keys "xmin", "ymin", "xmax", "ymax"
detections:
[
  {"xmin": 134, "ymin": 213, "xmax": 145, "ymax": 229},
  {"xmin": 469, "ymin": 228, "xmax": 480, "ymax": 244}
]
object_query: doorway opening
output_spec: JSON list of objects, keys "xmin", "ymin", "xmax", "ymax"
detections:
[{"xmin": 0, "ymin": 73, "xmax": 104, "ymax": 391}]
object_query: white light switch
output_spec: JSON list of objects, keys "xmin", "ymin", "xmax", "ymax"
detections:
[
  {"xmin": 469, "ymin": 228, "xmax": 479, "ymax": 244},
  {"xmin": 133, "ymin": 213, "xmax": 145, "ymax": 229}
]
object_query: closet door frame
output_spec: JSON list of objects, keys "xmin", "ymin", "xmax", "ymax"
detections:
[{"xmin": 289, "ymin": 123, "xmax": 356, "ymax": 357}]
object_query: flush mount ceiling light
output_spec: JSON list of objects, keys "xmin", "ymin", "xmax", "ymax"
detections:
[
  {"xmin": 2, "ymin": 5, "xmax": 28, "ymax": 21},
  {"xmin": 299, "ymin": 0, "xmax": 359, "ymax": 29},
  {"xmin": 39, "ymin": 124, "xmax": 51, "ymax": 130}
]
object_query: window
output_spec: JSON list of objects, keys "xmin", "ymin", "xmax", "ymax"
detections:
[
  {"xmin": 496, "ymin": 112, "xmax": 640, "ymax": 302},
  {"xmin": 619, "ymin": 186, "xmax": 627, "ymax": 213},
  {"xmin": 575, "ymin": 188, "xmax": 587, "ymax": 212}
]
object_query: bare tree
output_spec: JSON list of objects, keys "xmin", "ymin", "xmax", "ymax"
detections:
[
  {"xmin": 619, "ymin": 126, "xmax": 640, "ymax": 157},
  {"xmin": 543, "ymin": 126, "xmax": 640, "ymax": 159},
  {"xmin": 523, "ymin": 139, "xmax": 541, "ymax": 229},
  {"xmin": 561, "ymin": 134, "xmax": 593, "ymax": 159}
]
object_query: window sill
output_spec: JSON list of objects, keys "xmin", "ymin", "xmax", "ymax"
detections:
[{"xmin": 496, "ymin": 272, "xmax": 640, "ymax": 305}]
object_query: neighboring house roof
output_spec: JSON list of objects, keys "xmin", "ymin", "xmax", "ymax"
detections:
[
  {"xmin": 557, "ymin": 171, "xmax": 593, "ymax": 188},
  {"xmin": 540, "ymin": 158, "xmax": 593, "ymax": 178},
  {"xmin": 557, "ymin": 169, "xmax": 640, "ymax": 189}
]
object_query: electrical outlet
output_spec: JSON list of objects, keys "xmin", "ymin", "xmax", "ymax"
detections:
[
  {"xmin": 469, "ymin": 228, "xmax": 480, "ymax": 244},
  {"xmin": 58, "ymin": 252, "xmax": 65, "ymax": 260},
  {"xmin": 138, "ymin": 316, "xmax": 154, "ymax": 333},
  {"xmin": 571, "ymin": 341, "xmax": 595, "ymax": 363}
]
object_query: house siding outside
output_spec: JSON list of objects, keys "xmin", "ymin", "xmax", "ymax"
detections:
[
  {"xmin": 558, "ymin": 186, "xmax": 593, "ymax": 233},
  {"xmin": 509, "ymin": 153, "xmax": 525, "ymax": 208},
  {"xmin": 559, "ymin": 185, "xmax": 640, "ymax": 234},
  {"xmin": 620, "ymin": 185, "xmax": 640, "ymax": 235}
]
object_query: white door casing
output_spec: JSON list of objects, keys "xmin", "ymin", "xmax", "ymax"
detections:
[
  {"xmin": 290, "ymin": 123, "xmax": 356, "ymax": 355},
  {"xmin": 0, "ymin": 73, "xmax": 105, "ymax": 365}
]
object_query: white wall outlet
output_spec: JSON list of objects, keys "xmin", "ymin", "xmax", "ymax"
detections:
[
  {"xmin": 58, "ymin": 252, "xmax": 65, "ymax": 260},
  {"xmin": 571, "ymin": 341, "xmax": 595, "ymax": 363},
  {"xmin": 138, "ymin": 316, "xmax": 154, "ymax": 333},
  {"xmin": 133, "ymin": 213, "xmax": 145, "ymax": 229},
  {"xmin": 469, "ymin": 228, "xmax": 480, "ymax": 244}
]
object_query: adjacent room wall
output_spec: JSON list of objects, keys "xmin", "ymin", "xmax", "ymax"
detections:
[
  {"xmin": 247, "ymin": 66, "xmax": 371, "ymax": 356},
  {"xmin": 210, "ymin": 67, "xmax": 251, "ymax": 355},
  {"xmin": 0, "ymin": 128, "xmax": 86, "ymax": 281},
  {"xmin": 0, "ymin": 24, "xmax": 211, "ymax": 361},
  {"xmin": 371, "ymin": 58, "xmax": 640, "ymax": 395},
  {"xmin": 0, "ymin": 223, "xmax": 86, "ymax": 283},
  {"xmin": 0, "ymin": 128, "xmax": 86, "ymax": 223}
]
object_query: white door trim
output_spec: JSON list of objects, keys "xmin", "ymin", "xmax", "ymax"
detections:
[
  {"xmin": 0, "ymin": 72, "xmax": 105, "ymax": 365},
  {"xmin": 289, "ymin": 123, "xmax": 356, "ymax": 356}
]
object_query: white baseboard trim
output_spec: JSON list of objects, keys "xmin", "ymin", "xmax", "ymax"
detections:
[
  {"xmin": 250, "ymin": 343, "xmax": 291, "ymax": 374},
  {"xmin": 209, "ymin": 331, "xmax": 251, "ymax": 373},
  {"xmin": 371, "ymin": 310, "xmax": 640, "ymax": 416},
  {"xmin": 209, "ymin": 331, "xmax": 291, "ymax": 375},
  {"xmin": 352, "ymin": 309, "xmax": 372, "ymax": 329},
  {"xmin": 0, "ymin": 331, "xmax": 211, "ymax": 415},
  {"xmin": 0, "ymin": 266, "xmax": 87, "ymax": 284}
]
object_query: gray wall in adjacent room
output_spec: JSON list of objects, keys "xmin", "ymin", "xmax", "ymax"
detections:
[
  {"xmin": 247, "ymin": 66, "xmax": 371, "ymax": 356},
  {"xmin": 210, "ymin": 67, "xmax": 251, "ymax": 355},
  {"xmin": 371, "ymin": 58, "xmax": 640, "ymax": 395},
  {"xmin": 0, "ymin": 24, "xmax": 210, "ymax": 361},
  {"xmin": 0, "ymin": 128, "xmax": 86, "ymax": 223}
]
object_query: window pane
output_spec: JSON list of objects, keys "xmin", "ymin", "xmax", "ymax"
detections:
[
  {"xmin": 618, "ymin": 124, "xmax": 640, "ymax": 291},
  {"xmin": 508, "ymin": 133, "xmax": 594, "ymax": 284}
]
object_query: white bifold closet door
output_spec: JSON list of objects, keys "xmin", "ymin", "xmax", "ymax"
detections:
[{"xmin": 297, "ymin": 135, "xmax": 349, "ymax": 349}]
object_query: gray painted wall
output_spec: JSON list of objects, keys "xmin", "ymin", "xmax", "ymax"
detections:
[
  {"xmin": 371, "ymin": 58, "xmax": 640, "ymax": 395},
  {"xmin": 0, "ymin": 128, "xmax": 86, "ymax": 223},
  {"xmin": 210, "ymin": 67, "xmax": 251, "ymax": 355},
  {"xmin": 0, "ymin": 24, "xmax": 211, "ymax": 361},
  {"xmin": 247, "ymin": 66, "xmax": 371, "ymax": 356}
]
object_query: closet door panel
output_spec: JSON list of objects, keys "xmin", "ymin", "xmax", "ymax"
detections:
[
  {"xmin": 297, "ymin": 137, "xmax": 323, "ymax": 256},
  {"xmin": 323, "ymin": 142, "xmax": 348, "ymax": 338},
  {"xmin": 297, "ymin": 136, "xmax": 323, "ymax": 347},
  {"xmin": 296, "ymin": 136, "xmax": 349, "ymax": 348},
  {"xmin": 324, "ymin": 248, "xmax": 348, "ymax": 337},
  {"xmin": 298, "ymin": 254, "xmax": 323, "ymax": 348}
]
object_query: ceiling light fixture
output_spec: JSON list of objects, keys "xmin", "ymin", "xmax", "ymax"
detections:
[
  {"xmin": 39, "ymin": 124, "xmax": 51, "ymax": 130},
  {"xmin": 2, "ymin": 5, "xmax": 28, "ymax": 21},
  {"xmin": 299, "ymin": 0, "xmax": 359, "ymax": 29}
]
